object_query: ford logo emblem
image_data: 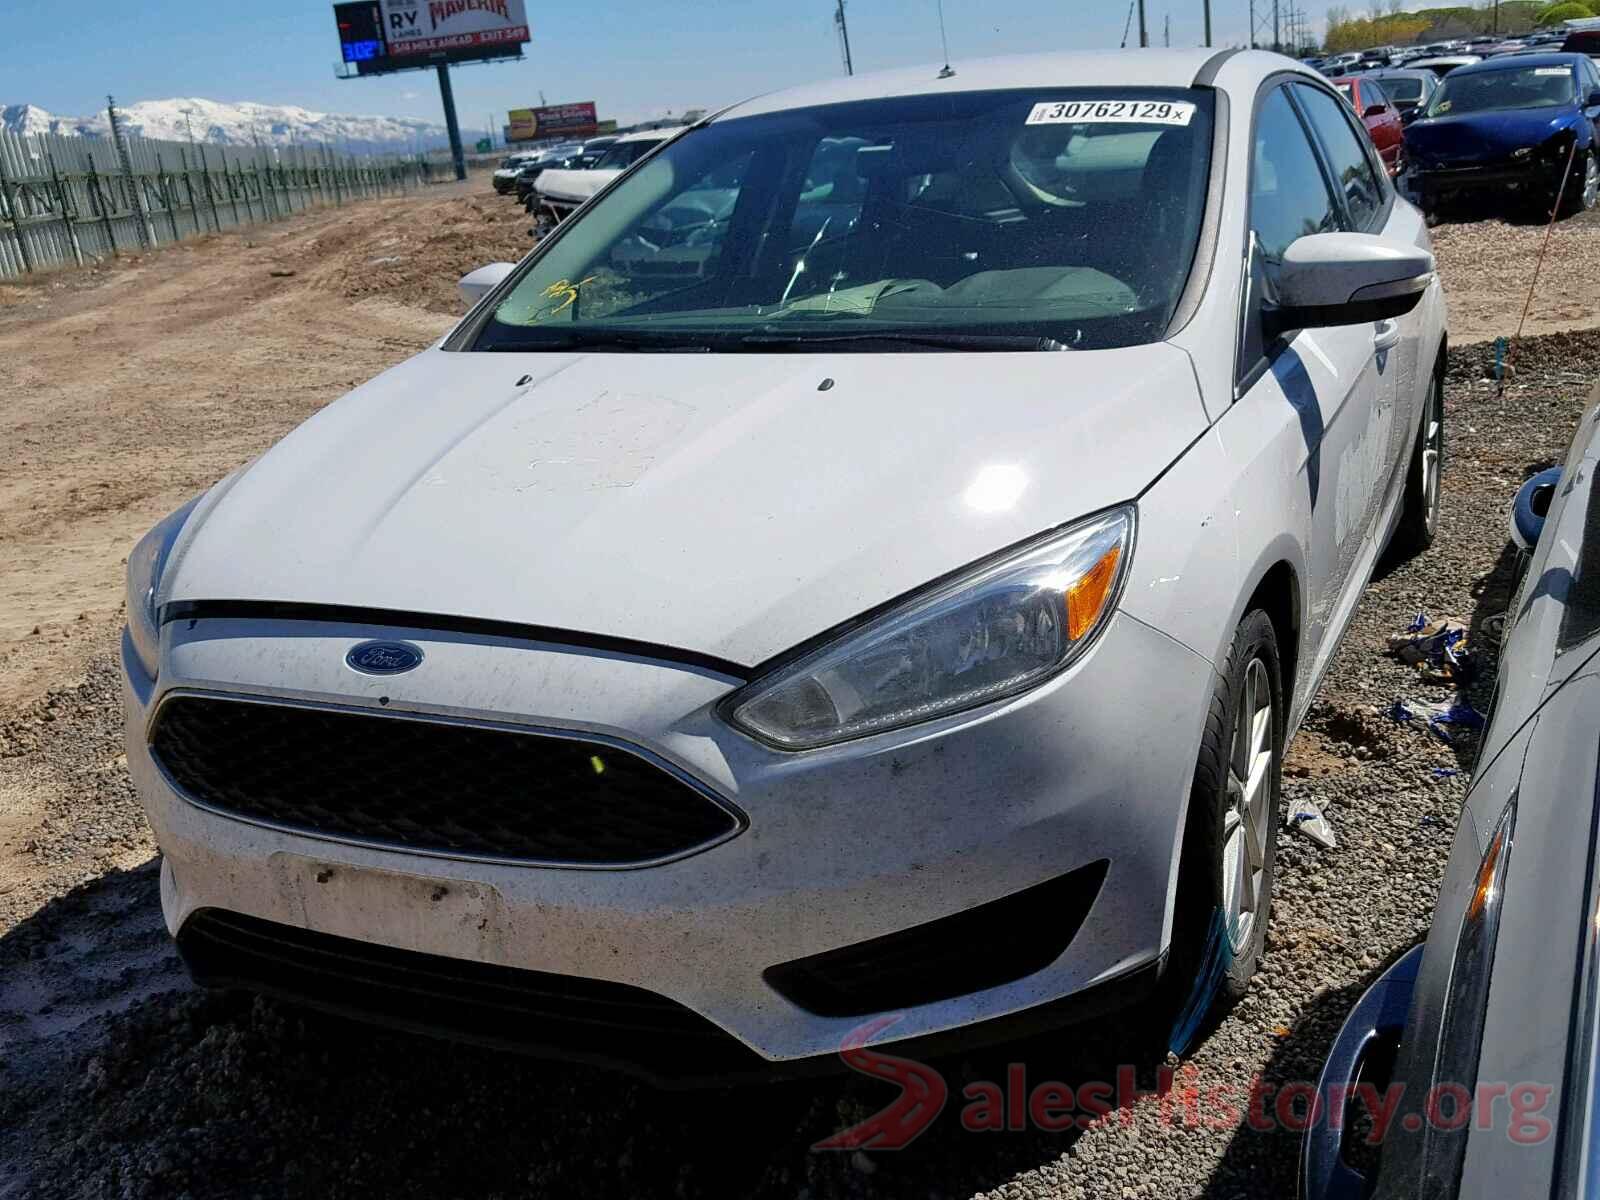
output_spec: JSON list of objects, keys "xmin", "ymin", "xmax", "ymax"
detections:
[{"xmin": 345, "ymin": 640, "xmax": 424, "ymax": 676}]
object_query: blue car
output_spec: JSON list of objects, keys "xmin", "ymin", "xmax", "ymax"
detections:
[{"xmin": 1404, "ymin": 52, "xmax": 1600, "ymax": 218}]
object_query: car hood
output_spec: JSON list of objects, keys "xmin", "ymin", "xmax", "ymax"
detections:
[
  {"xmin": 1406, "ymin": 106, "xmax": 1580, "ymax": 162},
  {"xmin": 166, "ymin": 345, "xmax": 1206, "ymax": 667},
  {"xmin": 536, "ymin": 167, "xmax": 617, "ymax": 203}
]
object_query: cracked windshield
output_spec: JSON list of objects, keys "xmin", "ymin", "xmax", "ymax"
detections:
[{"xmin": 475, "ymin": 89, "xmax": 1214, "ymax": 352}]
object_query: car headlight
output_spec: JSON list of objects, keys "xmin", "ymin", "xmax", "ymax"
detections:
[
  {"xmin": 725, "ymin": 506, "xmax": 1135, "ymax": 750},
  {"xmin": 1511, "ymin": 147, "xmax": 1534, "ymax": 160},
  {"xmin": 1415, "ymin": 795, "xmax": 1515, "ymax": 1198},
  {"xmin": 125, "ymin": 498, "xmax": 201, "ymax": 679}
]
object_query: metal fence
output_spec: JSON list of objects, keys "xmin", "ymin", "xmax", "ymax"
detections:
[{"xmin": 0, "ymin": 129, "xmax": 427, "ymax": 280}]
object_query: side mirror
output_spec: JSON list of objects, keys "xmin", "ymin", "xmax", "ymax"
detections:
[
  {"xmin": 1400, "ymin": 106, "xmax": 1421, "ymax": 125},
  {"xmin": 1587, "ymin": 88, "xmax": 1600, "ymax": 107},
  {"xmin": 1510, "ymin": 467, "xmax": 1563, "ymax": 552},
  {"xmin": 1267, "ymin": 232, "xmax": 1436, "ymax": 336},
  {"xmin": 1364, "ymin": 102, "xmax": 1389, "ymax": 117},
  {"xmin": 458, "ymin": 262, "xmax": 515, "ymax": 307}
]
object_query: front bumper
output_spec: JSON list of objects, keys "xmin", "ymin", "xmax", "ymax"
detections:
[
  {"xmin": 124, "ymin": 608, "xmax": 1214, "ymax": 1072},
  {"xmin": 1410, "ymin": 159, "xmax": 1566, "ymax": 200}
]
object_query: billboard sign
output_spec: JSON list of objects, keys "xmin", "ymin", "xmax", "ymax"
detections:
[
  {"xmin": 380, "ymin": 0, "xmax": 530, "ymax": 57},
  {"xmin": 506, "ymin": 101, "xmax": 600, "ymax": 141}
]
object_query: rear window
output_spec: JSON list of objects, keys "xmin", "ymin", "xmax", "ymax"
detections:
[
  {"xmin": 1378, "ymin": 75, "xmax": 1425, "ymax": 102},
  {"xmin": 597, "ymin": 139, "xmax": 666, "ymax": 170}
]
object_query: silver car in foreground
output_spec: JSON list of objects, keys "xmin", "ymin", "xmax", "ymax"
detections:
[
  {"xmin": 1302, "ymin": 389, "xmax": 1600, "ymax": 1199},
  {"xmin": 125, "ymin": 49, "xmax": 1447, "ymax": 1082}
]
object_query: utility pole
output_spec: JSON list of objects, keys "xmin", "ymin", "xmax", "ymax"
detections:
[
  {"xmin": 1164, "ymin": 12, "xmax": 1170, "ymax": 45},
  {"xmin": 835, "ymin": 0, "xmax": 854, "ymax": 75},
  {"xmin": 435, "ymin": 61, "xmax": 466, "ymax": 181},
  {"xmin": 1138, "ymin": 0, "xmax": 1148, "ymax": 46},
  {"xmin": 1272, "ymin": 0, "xmax": 1281, "ymax": 51},
  {"xmin": 1204, "ymin": 0, "xmax": 1212, "ymax": 46}
]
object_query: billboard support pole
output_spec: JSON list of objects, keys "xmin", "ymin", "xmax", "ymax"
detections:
[{"xmin": 436, "ymin": 62, "xmax": 467, "ymax": 182}]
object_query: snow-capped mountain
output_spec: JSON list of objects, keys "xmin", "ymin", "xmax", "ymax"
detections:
[{"xmin": 2, "ymin": 98, "xmax": 472, "ymax": 154}]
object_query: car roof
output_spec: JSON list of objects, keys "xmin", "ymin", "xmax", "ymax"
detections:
[
  {"xmin": 1449, "ymin": 50, "xmax": 1584, "ymax": 75},
  {"xmin": 719, "ymin": 48, "xmax": 1308, "ymax": 120},
  {"xmin": 1366, "ymin": 68, "xmax": 1432, "ymax": 78}
]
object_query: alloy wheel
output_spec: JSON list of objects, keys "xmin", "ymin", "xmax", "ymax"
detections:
[
  {"xmin": 1421, "ymin": 386, "xmax": 1443, "ymax": 536},
  {"xmin": 1221, "ymin": 657, "xmax": 1274, "ymax": 954}
]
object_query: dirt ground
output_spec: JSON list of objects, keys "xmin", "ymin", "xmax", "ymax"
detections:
[
  {"xmin": 0, "ymin": 177, "xmax": 534, "ymax": 702},
  {"xmin": 1429, "ymin": 205, "xmax": 1600, "ymax": 343},
  {"xmin": 1, "ymin": 185, "xmax": 1598, "ymax": 1198}
]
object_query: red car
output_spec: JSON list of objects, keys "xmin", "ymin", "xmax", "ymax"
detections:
[{"xmin": 1328, "ymin": 75, "xmax": 1405, "ymax": 175}]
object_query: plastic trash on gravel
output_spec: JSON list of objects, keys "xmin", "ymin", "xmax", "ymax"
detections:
[
  {"xmin": 1287, "ymin": 797, "xmax": 1337, "ymax": 849},
  {"xmin": 1386, "ymin": 696, "xmax": 1486, "ymax": 745},
  {"xmin": 1386, "ymin": 611, "xmax": 1475, "ymax": 686}
]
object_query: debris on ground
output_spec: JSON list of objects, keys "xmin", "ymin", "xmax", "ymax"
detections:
[
  {"xmin": 1386, "ymin": 611, "xmax": 1476, "ymax": 686},
  {"xmin": 1288, "ymin": 797, "xmax": 1338, "ymax": 849},
  {"xmin": 1387, "ymin": 696, "xmax": 1487, "ymax": 745}
]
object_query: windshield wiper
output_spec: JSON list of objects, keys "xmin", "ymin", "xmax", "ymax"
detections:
[
  {"xmin": 737, "ymin": 331, "xmax": 1072, "ymax": 352},
  {"xmin": 484, "ymin": 331, "xmax": 714, "ymax": 353}
]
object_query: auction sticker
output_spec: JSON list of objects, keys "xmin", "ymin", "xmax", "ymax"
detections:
[
  {"xmin": 1535, "ymin": 67, "xmax": 1571, "ymax": 75},
  {"xmin": 1026, "ymin": 99, "xmax": 1196, "ymax": 126}
]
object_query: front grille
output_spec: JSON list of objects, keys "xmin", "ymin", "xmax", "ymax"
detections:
[
  {"xmin": 149, "ymin": 696, "xmax": 741, "ymax": 866},
  {"xmin": 765, "ymin": 860, "xmax": 1108, "ymax": 1017},
  {"xmin": 177, "ymin": 908, "xmax": 767, "ymax": 1085}
]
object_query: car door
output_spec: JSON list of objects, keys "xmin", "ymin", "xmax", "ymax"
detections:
[
  {"xmin": 1353, "ymin": 79, "xmax": 1402, "ymax": 173},
  {"xmin": 1236, "ymin": 82, "xmax": 1383, "ymax": 695},
  {"xmin": 1292, "ymin": 81, "xmax": 1417, "ymax": 522},
  {"xmin": 1580, "ymin": 56, "xmax": 1600, "ymax": 145}
]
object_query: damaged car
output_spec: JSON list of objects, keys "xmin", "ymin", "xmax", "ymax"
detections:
[{"xmin": 125, "ymin": 48, "xmax": 1447, "ymax": 1083}]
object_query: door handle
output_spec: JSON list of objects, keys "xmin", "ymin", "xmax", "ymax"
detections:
[{"xmin": 1373, "ymin": 320, "xmax": 1401, "ymax": 352}]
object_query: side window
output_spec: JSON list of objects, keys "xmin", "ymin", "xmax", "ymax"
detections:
[
  {"xmin": 1249, "ymin": 87, "xmax": 1339, "ymax": 279},
  {"xmin": 1293, "ymin": 83, "xmax": 1384, "ymax": 230},
  {"xmin": 1240, "ymin": 85, "xmax": 1341, "ymax": 376}
]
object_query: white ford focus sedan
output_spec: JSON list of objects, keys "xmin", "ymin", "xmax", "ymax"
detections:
[{"xmin": 124, "ymin": 48, "xmax": 1446, "ymax": 1082}]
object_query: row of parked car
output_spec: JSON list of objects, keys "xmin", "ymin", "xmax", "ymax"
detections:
[
  {"xmin": 1329, "ymin": 50, "xmax": 1600, "ymax": 222},
  {"xmin": 1309, "ymin": 27, "xmax": 1574, "ymax": 77},
  {"xmin": 490, "ymin": 127, "xmax": 688, "ymax": 236}
]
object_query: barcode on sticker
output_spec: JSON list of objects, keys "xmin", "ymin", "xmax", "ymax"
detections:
[
  {"xmin": 1026, "ymin": 99, "xmax": 1196, "ymax": 126},
  {"xmin": 1535, "ymin": 67, "xmax": 1571, "ymax": 75}
]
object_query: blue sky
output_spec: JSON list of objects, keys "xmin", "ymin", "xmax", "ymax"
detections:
[{"xmin": 9, "ymin": 1, "xmax": 1274, "ymax": 130}]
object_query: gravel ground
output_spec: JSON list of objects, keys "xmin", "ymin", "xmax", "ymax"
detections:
[{"xmin": 1, "ymin": 197, "xmax": 1598, "ymax": 1197}]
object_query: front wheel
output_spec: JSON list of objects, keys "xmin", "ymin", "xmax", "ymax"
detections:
[
  {"xmin": 1558, "ymin": 149, "xmax": 1599, "ymax": 218},
  {"xmin": 1391, "ymin": 369, "xmax": 1444, "ymax": 557},
  {"xmin": 1160, "ymin": 609, "xmax": 1284, "ymax": 1048}
]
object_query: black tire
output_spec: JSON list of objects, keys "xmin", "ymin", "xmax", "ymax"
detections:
[
  {"xmin": 1159, "ymin": 609, "xmax": 1284, "ymax": 1043},
  {"xmin": 1558, "ymin": 149, "xmax": 1599, "ymax": 219},
  {"xmin": 1391, "ymin": 368, "xmax": 1444, "ymax": 557}
]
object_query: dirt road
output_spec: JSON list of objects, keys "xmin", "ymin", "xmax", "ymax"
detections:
[
  {"xmin": 2, "ymin": 187, "xmax": 1598, "ymax": 1199},
  {"xmin": 0, "ymin": 178, "xmax": 530, "ymax": 706}
]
